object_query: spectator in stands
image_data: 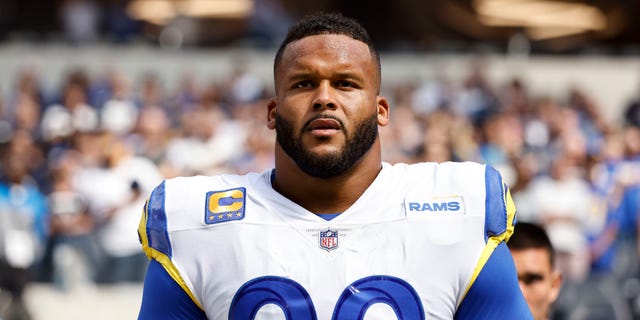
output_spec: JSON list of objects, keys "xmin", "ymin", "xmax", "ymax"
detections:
[
  {"xmin": 450, "ymin": 60, "xmax": 498, "ymax": 125},
  {"xmin": 164, "ymin": 106, "xmax": 246, "ymax": 175},
  {"xmin": 47, "ymin": 150, "xmax": 101, "ymax": 291},
  {"xmin": 524, "ymin": 152, "xmax": 594, "ymax": 283},
  {"xmin": 134, "ymin": 106, "xmax": 176, "ymax": 177},
  {"xmin": 95, "ymin": 180, "xmax": 149, "ymax": 283},
  {"xmin": 4, "ymin": 67, "xmax": 45, "ymax": 140},
  {"xmin": 41, "ymin": 70, "xmax": 99, "ymax": 145},
  {"xmin": 587, "ymin": 130, "xmax": 629, "ymax": 277},
  {"xmin": 99, "ymin": 71, "xmax": 138, "ymax": 135},
  {"xmin": 0, "ymin": 134, "xmax": 49, "ymax": 320},
  {"xmin": 135, "ymin": 73, "xmax": 166, "ymax": 111},
  {"xmin": 508, "ymin": 222, "xmax": 563, "ymax": 320},
  {"xmin": 95, "ymin": 137, "xmax": 162, "ymax": 283},
  {"xmin": 614, "ymin": 126, "xmax": 640, "ymax": 318}
]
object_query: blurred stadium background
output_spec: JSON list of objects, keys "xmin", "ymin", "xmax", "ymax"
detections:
[{"xmin": 2, "ymin": 0, "xmax": 640, "ymax": 319}]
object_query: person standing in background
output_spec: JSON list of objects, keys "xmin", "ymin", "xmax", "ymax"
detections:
[{"xmin": 508, "ymin": 222, "xmax": 563, "ymax": 320}]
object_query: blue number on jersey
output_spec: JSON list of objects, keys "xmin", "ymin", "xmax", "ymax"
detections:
[
  {"xmin": 333, "ymin": 276, "xmax": 424, "ymax": 320},
  {"xmin": 229, "ymin": 276, "xmax": 317, "ymax": 320},
  {"xmin": 229, "ymin": 275, "xmax": 424, "ymax": 320}
]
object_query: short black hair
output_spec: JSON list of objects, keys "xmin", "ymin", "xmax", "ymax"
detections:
[
  {"xmin": 508, "ymin": 222, "xmax": 555, "ymax": 267},
  {"xmin": 273, "ymin": 12, "xmax": 380, "ymax": 81}
]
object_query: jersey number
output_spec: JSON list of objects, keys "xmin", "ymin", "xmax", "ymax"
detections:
[{"xmin": 229, "ymin": 275, "xmax": 425, "ymax": 320}]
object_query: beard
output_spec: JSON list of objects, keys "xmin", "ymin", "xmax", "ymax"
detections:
[{"xmin": 275, "ymin": 113, "xmax": 378, "ymax": 179}]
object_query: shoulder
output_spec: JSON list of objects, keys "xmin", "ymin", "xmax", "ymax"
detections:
[
  {"xmin": 399, "ymin": 160, "xmax": 486, "ymax": 175},
  {"xmin": 395, "ymin": 161, "xmax": 488, "ymax": 191},
  {"xmin": 156, "ymin": 171, "xmax": 266, "ymax": 204},
  {"xmin": 399, "ymin": 161, "xmax": 515, "ymax": 239},
  {"xmin": 148, "ymin": 171, "xmax": 267, "ymax": 220},
  {"xmin": 140, "ymin": 171, "xmax": 269, "ymax": 254}
]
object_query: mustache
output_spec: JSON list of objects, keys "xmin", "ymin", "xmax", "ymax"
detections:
[{"xmin": 302, "ymin": 114, "xmax": 345, "ymax": 132}]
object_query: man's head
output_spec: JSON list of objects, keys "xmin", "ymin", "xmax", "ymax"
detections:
[
  {"xmin": 273, "ymin": 13, "xmax": 381, "ymax": 93},
  {"xmin": 268, "ymin": 13, "xmax": 389, "ymax": 179},
  {"xmin": 508, "ymin": 222, "xmax": 563, "ymax": 320}
]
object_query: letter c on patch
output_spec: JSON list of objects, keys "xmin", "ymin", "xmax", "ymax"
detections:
[{"xmin": 209, "ymin": 189, "xmax": 244, "ymax": 213}]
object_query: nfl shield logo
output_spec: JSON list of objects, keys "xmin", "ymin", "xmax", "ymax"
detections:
[{"xmin": 319, "ymin": 229, "xmax": 339, "ymax": 251}]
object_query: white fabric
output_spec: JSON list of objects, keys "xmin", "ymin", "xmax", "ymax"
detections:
[{"xmin": 153, "ymin": 162, "xmax": 500, "ymax": 319}]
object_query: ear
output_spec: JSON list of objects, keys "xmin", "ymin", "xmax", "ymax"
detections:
[
  {"xmin": 548, "ymin": 270, "xmax": 563, "ymax": 304},
  {"xmin": 267, "ymin": 98, "xmax": 277, "ymax": 130},
  {"xmin": 376, "ymin": 96, "xmax": 390, "ymax": 126}
]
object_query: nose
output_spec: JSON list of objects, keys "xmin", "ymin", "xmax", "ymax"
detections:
[{"xmin": 311, "ymin": 81, "xmax": 337, "ymax": 110}]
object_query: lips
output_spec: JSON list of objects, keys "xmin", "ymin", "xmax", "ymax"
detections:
[
  {"xmin": 305, "ymin": 118, "xmax": 342, "ymax": 137},
  {"xmin": 307, "ymin": 118, "xmax": 341, "ymax": 131}
]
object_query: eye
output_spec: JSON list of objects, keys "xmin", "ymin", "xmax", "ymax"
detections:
[
  {"xmin": 519, "ymin": 273, "xmax": 544, "ymax": 285},
  {"xmin": 336, "ymin": 80, "xmax": 355, "ymax": 88},
  {"xmin": 294, "ymin": 80, "xmax": 312, "ymax": 89}
]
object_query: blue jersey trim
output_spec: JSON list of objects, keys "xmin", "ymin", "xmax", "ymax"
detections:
[
  {"xmin": 138, "ymin": 260, "xmax": 207, "ymax": 319},
  {"xmin": 484, "ymin": 166, "xmax": 507, "ymax": 241},
  {"xmin": 147, "ymin": 181, "xmax": 172, "ymax": 258},
  {"xmin": 455, "ymin": 242, "xmax": 532, "ymax": 319},
  {"xmin": 316, "ymin": 213, "xmax": 341, "ymax": 221}
]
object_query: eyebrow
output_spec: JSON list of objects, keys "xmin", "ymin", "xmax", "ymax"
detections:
[{"xmin": 284, "ymin": 70, "xmax": 365, "ymax": 83}]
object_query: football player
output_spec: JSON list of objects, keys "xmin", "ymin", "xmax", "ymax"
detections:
[{"xmin": 137, "ymin": 12, "xmax": 532, "ymax": 319}]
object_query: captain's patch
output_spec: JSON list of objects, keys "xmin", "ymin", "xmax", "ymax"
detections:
[{"xmin": 205, "ymin": 187, "xmax": 246, "ymax": 224}]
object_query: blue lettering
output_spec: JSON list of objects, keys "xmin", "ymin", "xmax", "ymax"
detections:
[
  {"xmin": 410, "ymin": 201, "xmax": 461, "ymax": 212},
  {"xmin": 432, "ymin": 203, "xmax": 447, "ymax": 211}
]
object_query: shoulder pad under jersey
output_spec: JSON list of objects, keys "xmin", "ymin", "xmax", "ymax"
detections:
[{"xmin": 483, "ymin": 165, "xmax": 516, "ymax": 242}]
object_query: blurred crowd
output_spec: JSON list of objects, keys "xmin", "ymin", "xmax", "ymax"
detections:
[
  {"xmin": 2, "ymin": 0, "xmax": 294, "ymax": 49},
  {"xmin": 1, "ymin": 57, "xmax": 640, "ymax": 319}
]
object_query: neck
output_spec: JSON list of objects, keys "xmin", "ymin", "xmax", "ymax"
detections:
[{"xmin": 272, "ymin": 143, "xmax": 383, "ymax": 214}]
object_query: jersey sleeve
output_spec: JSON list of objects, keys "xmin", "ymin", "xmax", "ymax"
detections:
[
  {"xmin": 483, "ymin": 165, "xmax": 517, "ymax": 242},
  {"xmin": 138, "ymin": 260, "xmax": 208, "ymax": 320},
  {"xmin": 138, "ymin": 181, "xmax": 205, "ymax": 314},
  {"xmin": 139, "ymin": 181, "xmax": 172, "ymax": 260},
  {"xmin": 454, "ymin": 242, "xmax": 532, "ymax": 319},
  {"xmin": 455, "ymin": 165, "xmax": 531, "ymax": 318}
]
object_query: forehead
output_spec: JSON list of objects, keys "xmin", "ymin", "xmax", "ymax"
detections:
[
  {"xmin": 277, "ymin": 34, "xmax": 375, "ymax": 76},
  {"xmin": 511, "ymin": 248, "xmax": 553, "ymax": 272}
]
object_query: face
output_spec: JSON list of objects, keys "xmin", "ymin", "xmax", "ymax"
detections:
[
  {"xmin": 511, "ymin": 248, "xmax": 562, "ymax": 320},
  {"xmin": 268, "ymin": 34, "xmax": 389, "ymax": 178}
]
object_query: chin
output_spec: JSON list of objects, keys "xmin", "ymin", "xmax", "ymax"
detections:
[{"xmin": 303, "ymin": 141, "xmax": 344, "ymax": 156}]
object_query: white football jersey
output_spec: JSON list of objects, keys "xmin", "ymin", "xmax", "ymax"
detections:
[{"xmin": 139, "ymin": 161, "xmax": 516, "ymax": 319}]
